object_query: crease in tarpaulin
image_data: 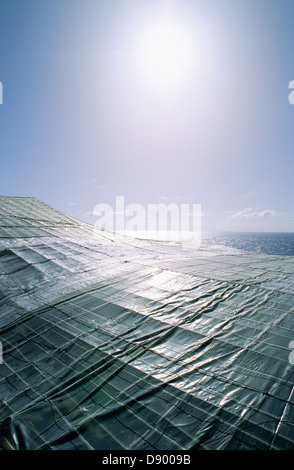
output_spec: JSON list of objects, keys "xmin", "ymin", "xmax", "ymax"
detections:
[
  {"xmin": 269, "ymin": 383, "xmax": 294, "ymax": 449},
  {"xmin": 0, "ymin": 416, "xmax": 30, "ymax": 450}
]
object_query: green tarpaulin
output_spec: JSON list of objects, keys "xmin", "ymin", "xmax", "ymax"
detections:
[{"xmin": 0, "ymin": 196, "xmax": 293, "ymax": 450}]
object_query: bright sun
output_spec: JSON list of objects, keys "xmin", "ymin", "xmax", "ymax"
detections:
[{"xmin": 137, "ymin": 20, "xmax": 192, "ymax": 88}]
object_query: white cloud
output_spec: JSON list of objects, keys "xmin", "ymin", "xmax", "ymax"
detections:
[
  {"xmin": 240, "ymin": 190, "xmax": 258, "ymax": 198},
  {"xmin": 91, "ymin": 178, "xmax": 104, "ymax": 189},
  {"xmin": 229, "ymin": 207, "xmax": 279, "ymax": 219},
  {"xmin": 68, "ymin": 201, "xmax": 77, "ymax": 206}
]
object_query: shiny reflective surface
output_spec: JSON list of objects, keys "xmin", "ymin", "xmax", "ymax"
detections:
[{"xmin": 0, "ymin": 197, "xmax": 294, "ymax": 450}]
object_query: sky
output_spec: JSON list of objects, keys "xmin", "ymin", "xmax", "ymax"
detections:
[{"xmin": 0, "ymin": 0, "xmax": 294, "ymax": 233}]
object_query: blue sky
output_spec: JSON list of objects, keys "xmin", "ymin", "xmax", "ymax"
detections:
[{"xmin": 0, "ymin": 0, "xmax": 294, "ymax": 232}]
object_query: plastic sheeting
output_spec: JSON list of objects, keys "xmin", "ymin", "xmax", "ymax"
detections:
[{"xmin": 0, "ymin": 196, "xmax": 294, "ymax": 450}]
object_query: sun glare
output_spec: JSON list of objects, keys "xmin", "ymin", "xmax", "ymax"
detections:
[{"xmin": 137, "ymin": 20, "xmax": 192, "ymax": 87}]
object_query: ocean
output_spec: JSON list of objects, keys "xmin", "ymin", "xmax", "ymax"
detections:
[{"xmin": 202, "ymin": 231, "xmax": 294, "ymax": 256}]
